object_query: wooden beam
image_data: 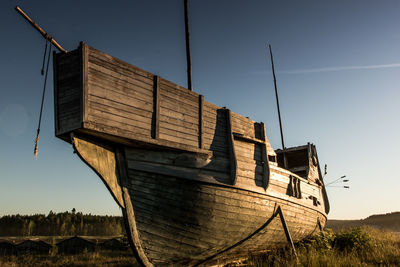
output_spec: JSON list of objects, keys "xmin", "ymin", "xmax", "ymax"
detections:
[
  {"xmin": 226, "ymin": 109, "xmax": 237, "ymax": 185},
  {"xmin": 53, "ymin": 51, "xmax": 59, "ymax": 133},
  {"xmin": 152, "ymin": 75, "xmax": 160, "ymax": 139},
  {"xmin": 198, "ymin": 95, "xmax": 204, "ymax": 149},
  {"xmin": 15, "ymin": 6, "xmax": 67, "ymax": 53},
  {"xmin": 260, "ymin": 122, "xmax": 269, "ymax": 190},
  {"xmin": 275, "ymin": 206, "xmax": 298, "ymax": 260},
  {"xmin": 81, "ymin": 42, "xmax": 88, "ymax": 123}
]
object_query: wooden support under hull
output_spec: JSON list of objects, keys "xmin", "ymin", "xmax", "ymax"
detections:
[{"xmin": 72, "ymin": 134, "xmax": 326, "ymax": 266}]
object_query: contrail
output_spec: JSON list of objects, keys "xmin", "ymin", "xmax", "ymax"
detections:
[{"xmin": 279, "ymin": 63, "xmax": 400, "ymax": 74}]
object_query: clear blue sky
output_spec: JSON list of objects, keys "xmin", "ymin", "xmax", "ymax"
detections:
[{"xmin": 1, "ymin": 0, "xmax": 399, "ymax": 219}]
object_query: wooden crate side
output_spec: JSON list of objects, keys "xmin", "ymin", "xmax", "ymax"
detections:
[
  {"xmin": 54, "ymin": 48, "xmax": 82, "ymax": 138},
  {"xmin": 85, "ymin": 45, "xmax": 153, "ymax": 139}
]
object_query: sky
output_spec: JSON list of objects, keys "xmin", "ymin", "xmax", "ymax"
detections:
[{"xmin": 0, "ymin": 0, "xmax": 399, "ymax": 220}]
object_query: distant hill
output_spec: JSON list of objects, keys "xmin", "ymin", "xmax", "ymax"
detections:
[{"xmin": 327, "ymin": 212, "xmax": 400, "ymax": 232}]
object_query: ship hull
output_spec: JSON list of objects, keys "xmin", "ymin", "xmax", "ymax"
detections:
[
  {"xmin": 56, "ymin": 43, "xmax": 329, "ymax": 266},
  {"xmin": 124, "ymin": 169, "xmax": 326, "ymax": 266},
  {"xmin": 72, "ymin": 134, "xmax": 326, "ymax": 266}
]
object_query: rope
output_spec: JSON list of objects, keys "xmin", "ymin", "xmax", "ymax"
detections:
[
  {"xmin": 41, "ymin": 39, "xmax": 48, "ymax": 75},
  {"xmin": 34, "ymin": 43, "xmax": 52, "ymax": 158}
]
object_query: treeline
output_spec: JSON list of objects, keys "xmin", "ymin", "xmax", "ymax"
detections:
[{"xmin": 0, "ymin": 209, "xmax": 125, "ymax": 236}]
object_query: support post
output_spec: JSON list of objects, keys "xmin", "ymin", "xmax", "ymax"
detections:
[
  {"xmin": 275, "ymin": 206, "xmax": 298, "ymax": 260},
  {"xmin": 198, "ymin": 95, "xmax": 204, "ymax": 149},
  {"xmin": 225, "ymin": 109, "xmax": 237, "ymax": 185},
  {"xmin": 152, "ymin": 75, "xmax": 160, "ymax": 139}
]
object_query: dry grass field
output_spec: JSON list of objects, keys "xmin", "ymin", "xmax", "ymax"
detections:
[{"xmin": 1, "ymin": 227, "xmax": 399, "ymax": 266}]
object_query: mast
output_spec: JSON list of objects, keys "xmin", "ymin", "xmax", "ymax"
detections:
[
  {"xmin": 184, "ymin": 0, "xmax": 193, "ymax": 91},
  {"xmin": 268, "ymin": 44, "xmax": 285, "ymax": 149}
]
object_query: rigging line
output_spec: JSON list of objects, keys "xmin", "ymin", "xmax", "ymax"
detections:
[
  {"xmin": 41, "ymin": 39, "xmax": 48, "ymax": 75},
  {"xmin": 34, "ymin": 43, "xmax": 52, "ymax": 159}
]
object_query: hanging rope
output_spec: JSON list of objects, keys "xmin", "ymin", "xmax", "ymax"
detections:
[
  {"xmin": 41, "ymin": 39, "xmax": 48, "ymax": 75},
  {"xmin": 34, "ymin": 41, "xmax": 52, "ymax": 158}
]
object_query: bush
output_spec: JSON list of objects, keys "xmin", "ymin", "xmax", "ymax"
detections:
[{"xmin": 333, "ymin": 227, "xmax": 373, "ymax": 253}]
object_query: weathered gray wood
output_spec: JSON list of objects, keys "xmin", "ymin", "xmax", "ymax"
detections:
[
  {"xmin": 71, "ymin": 134, "xmax": 124, "ymax": 208},
  {"xmin": 260, "ymin": 122, "xmax": 270, "ymax": 189},
  {"xmin": 53, "ymin": 51, "xmax": 59, "ymax": 133},
  {"xmin": 53, "ymin": 44, "xmax": 329, "ymax": 266},
  {"xmin": 122, "ymin": 187, "xmax": 154, "ymax": 267},
  {"xmin": 198, "ymin": 95, "xmax": 204, "ymax": 149},
  {"xmin": 152, "ymin": 75, "xmax": 160, "ymax": 139},
  {"xmin": 226, "ymin": 109, "xmax": 237, "ymax": 185},
  {"xmin": 81, "ymin": 43, "xmax": 88, "ymax": 123}
]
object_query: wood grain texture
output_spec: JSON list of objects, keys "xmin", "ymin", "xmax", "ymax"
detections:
[
  {"xmin": 72, "ymin": 134, "xmax": 124, "ymax": 208},
  {"xmin": 123, "ymin": 158, "xmax": 326, "ymax": 266},
  {"xmin": 53, "ymin": 44, "xmax": 330, "ymax": 265},
  {"xmin": 54, "ymin": 49, "xmax": 82, "ymax": 137}
]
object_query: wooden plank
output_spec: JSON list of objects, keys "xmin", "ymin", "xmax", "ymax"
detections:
[
  {"xmin": 159, "ymin": 89, "xmax": 198, "ymax": 111},
  {"xmin": 82, "ymin": 121, "xmax": 212, "ymax": 157},
  {"xmin": 159, "ymin": 97, "xmax": 198, "ymax": 119},
  {"xmin": 159, "ymin": 115, "xmax": 198, "ymax": 131},
  {"xmin": 121, "ymin": 188, "xmax": 154, "ymax": 267},
  {"xmin": 199, "ymin": 95, "xmax": 204, "ymax": 149},
  {"xmin": 87, "ymin": 62, "xmax": 153, "ymax": 97},
  {"xmin": 226, "ymin": 109, "xmax": 237, "ymax": 185},
  {"xmin": 159, "ymin": 107, "xmax": 198, "ymax": 124},
  {"xmin": 159, "ymin": 120, "xmax": 198, "ymax": 137},
  {"xmin": 87, "ymin": 113, "xmax": 151, "ymax": 136},
  {"xmin": 88, "ymin": 66, "xmax": 153, "ymax": 98},
  {"xmin": 126, "ymin": 160, "xmax": 231, "ymax": 185},
  {"xmin": 152, "ymin": 75, "xmax": 160, "ymax": 139},
  {"xmin": 88, "ymin": 100, "xmax": 152, "ymax": 126},
  {"xmin": 88, "ymin": 71, "xmax": 154, "ymax": 101},
  {"xmin": 53, "ymin": 51, "xmax": 59, "ymax": 133},
  {"xmin": 159, "ymin": 133, "xmax": 199, "ymax": 148},
  {"xmin": 88, "ymin": 104, "xmax": 151, "ymax": 130},
  {"xmin": 88, "ymin": 94, "xmax": 152, "ymax": 118},
  {"xmin": 159, "ymin": 127, "xmax": 198, "ymax": 143},
  {"xmin": 160, "ymin": 78, "xmax": 198, "ymax": 97},
  {"xmin": 81, "ymin": 43, "xmax": 88, "ymax": 123},
  {"xmin": 88, "ymin": 46, "xmax": 154, "ymax": 84},
  {"xmin": 260, "ymin": 122, "xmax": 269, "ymax": 189},
  {"xmin": 87, "ymin": 83, "xmax": 153, "ymax": 112}
]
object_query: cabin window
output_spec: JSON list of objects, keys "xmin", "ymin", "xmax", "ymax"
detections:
[{"xmin": 276, "ymin": 147, "xmax": 309, "ymax": 178}]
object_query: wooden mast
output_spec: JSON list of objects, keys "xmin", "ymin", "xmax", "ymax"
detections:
[
  {"xmin": 184, "ymin": 0, "xmax": 193, "ymax": 91},
  {"xmin": 268, "ymin": 44, "xmax": 285, "ymax": 149}
]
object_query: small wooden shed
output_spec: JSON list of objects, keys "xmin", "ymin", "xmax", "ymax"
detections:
[
  {"xmin": 16, "ymin": 240, "xmax": 51, "ymax": 255},
  {"xmin": 56, "ymin": 236, "xmax": 95, "ymax": 254},
  {"xmin": 99, "ymin": 238, "xmax": 127, "ymax": 251},
  {"xmin": 0, "ymin": 241, "xmax": 16, "ymax": 255}
]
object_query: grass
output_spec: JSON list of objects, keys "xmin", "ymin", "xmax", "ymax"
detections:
[
  {"xmin": 0, "ymin": 251, "xmax": 139, "ymax": 267},
  {"xmin": 247, "ymin": 227, "xmax": 400, "ymax": 267},
  {"xmin": 1, "ymin": 227, "xmax": 399, "ymax": 266}
]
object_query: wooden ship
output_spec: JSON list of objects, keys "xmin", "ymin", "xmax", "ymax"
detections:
[
  {"xmin": 15, "ymin": 3, "xmax": 330, "ymax": 266},
  {"xmin": 52, "ymin": 43, "xmax": 329, "ymax": 266}
]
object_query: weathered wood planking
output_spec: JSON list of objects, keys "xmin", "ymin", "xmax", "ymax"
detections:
[
  {"xmin": 124, "ymin": 166, "xmax": 325, "ymax": 266},
  {"xmin": 53, "ymin": 49, "xmax": 81, "ymax": 137},
  {"xmin": 54, "ymin": 43, "xmax": 269, "ymax": 155},
  {"xmin": 56, "ymin": 43, "xmax": 329, "ymax": 266}
]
